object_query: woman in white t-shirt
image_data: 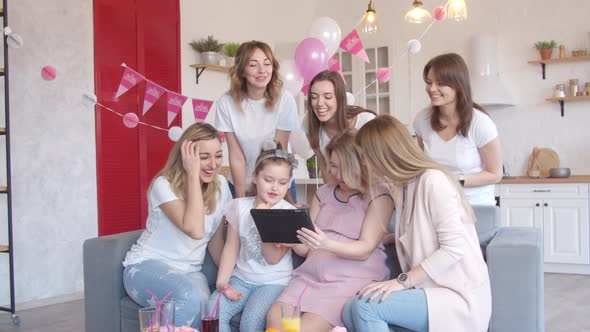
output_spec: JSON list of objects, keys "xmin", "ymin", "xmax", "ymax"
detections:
[
  {"xmin": 413, "ymin": 53, "xmax": 502, "ymax": 205},
  {"xmin": 215, "ymin": 40, "xmax": 299, "ymax": 199},
  {"xmin": 122, "ymin": 123, "xmax": 232, "ymax": 329},
  {"xmin": 302, "ymin": 70, "xmax": 376, "ymax": 184}
]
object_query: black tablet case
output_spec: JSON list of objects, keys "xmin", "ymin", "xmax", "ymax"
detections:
[{"xmin": 250, "ymin": 208, "xmax": 315, "ymax": 243}]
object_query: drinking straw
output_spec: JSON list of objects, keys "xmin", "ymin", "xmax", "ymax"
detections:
[
  {"xmin": 294, "ymin": 284, "xmax": 309, "ymax": 316},
  {"xmin": 209, "ymin": 285, "xmax": 231, "ymax": 320},
  {"xmin": 145, "ymin": 289, "xmax": 173, "ymax": 332}
]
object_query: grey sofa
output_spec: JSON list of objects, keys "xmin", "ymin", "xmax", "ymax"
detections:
[{"xmin": 83, "ymin": 205, "xmax": 544, "ymax": 332}]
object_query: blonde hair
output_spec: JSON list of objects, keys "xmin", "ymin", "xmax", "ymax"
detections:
[
  {"xmin": 151, "ymin": 123, "xmax": 222, "ymax": 214},
  {"xmin": 248, "ymin": 148, "xmax": 294, "ymax": 203},
  {"xmin": 229, "ymin": 41, "xmax": 283, "ymax": 111},
  {"xmin": 355, "ymin": 115, "xmax": 474, "ymax": 222},
  {"xmin": 325, "ymin": 129, "xmax": 368, "ymax": 197}
]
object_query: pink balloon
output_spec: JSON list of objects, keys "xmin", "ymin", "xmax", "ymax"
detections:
[{"xmin": 295, "ymin": 38, "xmax": 329, "ymax": 82}]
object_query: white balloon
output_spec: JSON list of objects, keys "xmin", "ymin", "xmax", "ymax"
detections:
[
  {"xmin": 346, "ymin": 92, "xmax": 356, "ymax": 106},
  {"xmin": 279, "ymin": 59, "xmax": 304, "ymax": 97},
  {"xmin": 307, "ymin": 17, "xmax": 342, "ymax": 57},
  {"xmin": 289, "ymin": 129, "xmax": 314, "ymax": 160},
  {"xmin": 408, "ymin": 39, "xmax": 422, "ymax": 55},
  {"xmin": 168, "ymin": 126, "xmax": 183, "ymax": 142}
]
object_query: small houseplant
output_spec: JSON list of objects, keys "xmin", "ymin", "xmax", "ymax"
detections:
[
  {"xmin": 189, "ymin": 35, "xmax": 223, "ymax": 65},
  {"xmin": 534, "ymin": 40, "xmax": 558, "ymax": 60},
  {"xmin": 307, "ymin": 155, "xmax": 319, "ymax": 179},
  {"xmin": 223, "ymin": 42, "xmax": 241, "ymax": 66}
]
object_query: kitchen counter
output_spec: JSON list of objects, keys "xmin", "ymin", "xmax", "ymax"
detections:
[{"xmin": 500, "ymin": 175, "xmax": 590, "ymax": 184}]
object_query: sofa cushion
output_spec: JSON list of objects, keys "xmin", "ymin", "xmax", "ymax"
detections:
[
  {"xmin": 472, "ymin": 205, "xmax": 501, "ymax": 252},
  {"xmin": 121, "ymin": 296, "xmax": 141, "ymax": 332}
]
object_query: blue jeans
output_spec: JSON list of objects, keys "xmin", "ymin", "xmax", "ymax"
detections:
[
  {"xmin": 209, "ymin": 275, "xmax": 285, "ymax": 332},
  {"xmin": 342, "ymin": 289, "xmax": 429, "ymax": 332},
  {"xmin": 228, "ymin": 181, "xmax": 298, "ymax": 203},
  {"xmin": 123, "ymin": 260, "xmax": 211, "ymax": 329}
]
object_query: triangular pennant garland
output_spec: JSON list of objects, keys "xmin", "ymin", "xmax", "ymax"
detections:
[
  {"xmin": 192, "ymin": 99, "xmax": 213, "ymax": 122},
  {"xmin": 115, "ymin": 65, "xmax": 145, "ymax": 98},
  {"xmin": 339, "ymin": 29, "xmax": 369, "ymax": 63},
  {"xmin": 142, "ymin": 80, "xmax": 166, "ymax": 115},
  {"xmin": 166, "ymin": 91, "xmax": 188, "ymax": 126}
]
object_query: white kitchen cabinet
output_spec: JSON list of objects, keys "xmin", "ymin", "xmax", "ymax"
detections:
[{"xmin": 499, "ymin": 183, "xmax": 590, "ymax": 273}]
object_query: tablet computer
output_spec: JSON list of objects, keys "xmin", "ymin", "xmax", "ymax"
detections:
[{"xmin": 250, "ymin": 208, "xmax": 316, "ymax": 243}]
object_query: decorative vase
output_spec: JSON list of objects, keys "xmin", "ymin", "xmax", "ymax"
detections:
[
  {"xmin": 200, "ymin": 51, "xmax": 219, "ymax": 65},
  {"xmin": 539, "ymin": 49, "xmax": 553, "ymax": 60}
]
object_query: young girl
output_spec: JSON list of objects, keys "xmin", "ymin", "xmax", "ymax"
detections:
[
  {"xmin": 122, "ymin": 123, "xmax": 232, "ymax": 328},
  {"xmin": 266, "ymin": 130, "xmax": 394, "ymax": 332},
  {"xmin": 210, "ymin": 143, "xmax": 299, "ymax": 332}
]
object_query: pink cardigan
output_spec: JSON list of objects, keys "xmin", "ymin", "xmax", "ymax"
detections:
[{"xmin": 394, "ymin": 170, "xmax": 491, "ymax": 332}]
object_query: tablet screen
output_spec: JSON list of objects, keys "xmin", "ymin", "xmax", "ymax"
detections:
[{"xmin": 250, "ymin": 208, "xmax": 316, "ymax": 243}]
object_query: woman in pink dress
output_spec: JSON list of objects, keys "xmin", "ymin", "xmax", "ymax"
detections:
[{"xmin": 265, "ymin": 129, "xmax": 395, "ymax": 331}]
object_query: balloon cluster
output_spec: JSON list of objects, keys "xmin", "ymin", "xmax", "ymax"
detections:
[{"xmin": 280, "ymin": 17, "xmax": 342, "ymax": 97}]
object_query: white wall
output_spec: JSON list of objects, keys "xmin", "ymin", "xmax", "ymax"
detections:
[{"xmin": 0, "ymin": 0, "xmax": 96, "ymax": 307}]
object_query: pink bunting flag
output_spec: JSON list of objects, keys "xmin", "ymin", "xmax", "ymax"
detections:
[
  {"xmin": 192, "ymin": 99, "xmax": 213, "ymax": 122},
  {"xmin": 115, "ymin": 65, "xmax": 145, "ymax": 98},
  {"xmin": 166, "ymin": 91, "xmax": 188, "ymax": 126},
  {"xmin": 142, "ymin": 80, "xmax": 166, "ymax": 115},
  {"xmin": 339, "ymin": 29, "xmax": 369, "ymax": 63},
  {"xmin": 377, "ymin": 67, "xmax": 391, "ymax": 83},
  {"xmin": 328, "ymin": 54, "xmax": 340, "ymax": 72},
  {"xmin": 301, "ymin": 80, "xmax": 311, "ymax": 96}
]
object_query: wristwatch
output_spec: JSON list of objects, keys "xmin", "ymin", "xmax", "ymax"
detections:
[
  {"xmin": 397, "ymin": 272, "xmax": 412, "ymax": 289},
  {"xmin": 458, "ymin": 173, "xmax": 465, "ymax": 187}
]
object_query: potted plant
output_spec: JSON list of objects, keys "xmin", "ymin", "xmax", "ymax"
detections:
[
  {"xmin": 189, "ymin": 35, "xmax": 223, "ymax": 65},
  {"xmin": 223, "ymin": 42, "xmax": 241, "ymax": 66},
  {"xmin": 534, "ymin": 40, "xmax": 558, "ymax": 60},
  {"xmin": 307, "ymin": 155, "xmax": 320, "ymax": 179}
]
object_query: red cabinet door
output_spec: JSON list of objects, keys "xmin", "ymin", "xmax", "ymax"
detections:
[{"xmin": 94, "ymin": 0, "xmax": 180, "ymax": 235}]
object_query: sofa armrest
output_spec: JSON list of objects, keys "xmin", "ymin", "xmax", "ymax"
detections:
[
  {"xmin": 486, "ymin": 227, "xmax": 544, "ymax": 332},
  {"xmin": 83, "ymin": 230, "xmax": 143, "ymax": 332}
]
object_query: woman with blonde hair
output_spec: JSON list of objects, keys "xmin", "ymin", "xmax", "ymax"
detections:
[
  {"xmin": 122, "ymin": 123, "xmax": 232, "ymax": 329},
  {"xmin": 215, "ymin": 40, "xmax": 299, "ymax": 199},
  {"xmin": 266, "ymin": 129, "xmax": 394, "ymax": 332},
  {"xmin": 343, "ymin": 115, "xmax": 491, "ymax": 332}
]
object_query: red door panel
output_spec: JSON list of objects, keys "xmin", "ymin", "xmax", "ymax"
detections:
[{"xmin": 94, "ymin": 0, "xmax": 180, "ymax": 235}]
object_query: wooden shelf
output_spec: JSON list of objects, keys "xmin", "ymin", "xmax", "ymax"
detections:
[
  {"xmin": 0, "ymin": 8, "xmax": 3, "ymax": 16},
  {"xmin": 545, "ymin": 95, "xmax": 590, "ymax": 117},
  {"xmin": 0, "ymin": 128, "xmax": 5, "ymax": 135},
  {"xmin": 0, "ymin": 68, "xmax": 4, "ymax": 76},
  {"xmin": 0, "ymin": 186, "xmax": 7, "ymax": 193},
  {"xmin": 189, "ymin": 64, "xmax": 231, "ymax": 84},
  {"xmin": 528, "ymin": 55, "xmax": 590, "ymax": 65},
  {"xmin": 528, "ymin": 55, "xmax": 590, "ymax": 80},
  {"xmin": 0, "ymin": 245, "xmax": 8, "ymax": 252}
]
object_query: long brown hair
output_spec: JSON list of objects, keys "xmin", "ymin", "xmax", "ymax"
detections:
[
  {"xmin": 151, "ymin": 123, "xmax": 222, "ymax": 214},
  {"xmin": 423, "ymin": 53, "xmax": 487, "ymax": 138},
  {"xmin": 306, "ymin": 70, "xmax": 375, "ymax": 150},
  {"xmin": 325, "ymin": 129, "xmax": 368, "ymax": 197},
  {"xmin": 356, "ymin": 115, "xmax": 474, "ymax": 222},
  {"xmin": 229, "ymin": 41, "xmax": 283, "ymax": 112}
]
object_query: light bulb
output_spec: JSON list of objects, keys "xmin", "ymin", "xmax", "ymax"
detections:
[
  {"xmin": 362, "ymin": 0, "xmax": 378, "ymax": 34},
  {"xmin": 405, "ymin": 1, "xmax": 432, "ymax": 24},
  {"xmin": 448, "ymin": 0, "xmax": 467, "ymax": 21}
]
